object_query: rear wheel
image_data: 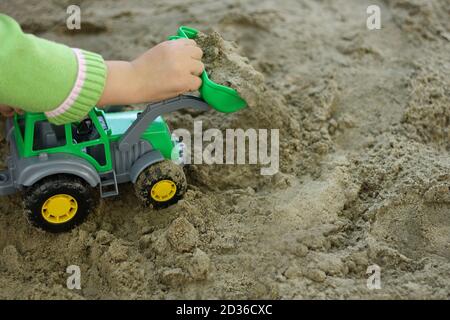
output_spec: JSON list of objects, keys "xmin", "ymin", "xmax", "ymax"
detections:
[
  {"xmin": 23, "ymin": 175, "xmax": 97, "ymax": 233},
  {"xmin": 134, "ymin": 160, "xmax": 187, "ymax": 209}
]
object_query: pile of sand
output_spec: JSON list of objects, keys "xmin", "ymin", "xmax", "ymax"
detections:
[{"xmin": 196, "ymin": 31, "xmax": 265, "ymax": 109}]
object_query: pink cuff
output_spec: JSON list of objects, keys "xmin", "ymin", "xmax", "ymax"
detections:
[{"xmin": 45, "ymin": 48, "xmax": 86, "ymax": 118}]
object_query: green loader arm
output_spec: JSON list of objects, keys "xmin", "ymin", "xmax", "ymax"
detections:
[{"xmin": 118, "ymin": 95, "xmax": 210, "ymax": 152}]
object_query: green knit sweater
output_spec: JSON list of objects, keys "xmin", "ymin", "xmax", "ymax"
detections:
[{"xmin": 0, "ymin": 14, "xmax": 107, "ymax": 125}]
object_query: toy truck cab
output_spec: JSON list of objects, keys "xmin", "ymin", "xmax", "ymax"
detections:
[
  {"xmin": 9, "ymin": 107, "xmax": 175, "ymax": 173},
  {"xmin": 13, "ymin": 108, "xmax": 113, "ymax": 173},
  {"xmin": 0, "ymin": 95, "xmax": 210, "ymax": 233}
]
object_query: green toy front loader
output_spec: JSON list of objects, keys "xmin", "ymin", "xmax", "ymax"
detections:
[{"xmin": 0, "ymin": 95, "xmax": 213, "ymax": 232}]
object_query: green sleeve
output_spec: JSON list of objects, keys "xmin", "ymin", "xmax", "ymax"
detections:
[{"xmin": 0, "ymin": 14, "xmax": 106, "ymax": 125}]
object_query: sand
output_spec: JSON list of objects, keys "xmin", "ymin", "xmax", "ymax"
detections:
[{"xmin": 0, "ymin": 0, "xmax": 450, "ymax": 299}]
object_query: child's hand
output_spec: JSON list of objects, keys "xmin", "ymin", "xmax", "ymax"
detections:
[
  {"xmin": 97, "ymin": 39, "xmax": 204, "ymax": 106},
  {"xmin": 0, "ymin": 104, "xmax": 23, "ymax": 117}
]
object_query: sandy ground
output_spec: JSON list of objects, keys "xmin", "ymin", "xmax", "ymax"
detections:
[{"xmin": 0, "ymin": 0, "xmax": 450, "ymax": 299}]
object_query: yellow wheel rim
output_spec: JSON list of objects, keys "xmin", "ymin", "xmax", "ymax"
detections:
[
  {"xmin": 150, "ymin": 180, "xmax": 177, "ymax": 202},
  {"xmin": 41, "ymin": 194, "xmax": 78, "ymax": 224}
]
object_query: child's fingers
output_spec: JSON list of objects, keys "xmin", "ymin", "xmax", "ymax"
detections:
[
  {"xmin": 177, "ymin": 38, "xmax": 197, "ymax": 47},
  {"xmin": 188, "ymin": 46, "xmax": 203, "ymax": 60},
  {"xmin": 185, "ymin": 75, "xmax": 202, "ymax": 92},
  {"xmin": 15, "ymin": 108, "xmax": 24, "ymax": 115},
  {"xmin": 190, "ymin": 60, "xmax": 204, "ymax": 76},
  {"xmin": 1, "ymin": 110, "xmax": 15, "ymax": 117},
  {"xmin": 0, "ymin": 105, "xmax": 15, "ymax": 117}
]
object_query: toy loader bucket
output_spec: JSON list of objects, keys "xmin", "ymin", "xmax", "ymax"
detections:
[{"xmin": 170, "ymin": 26, "xmax": 247, "ymax": 113}]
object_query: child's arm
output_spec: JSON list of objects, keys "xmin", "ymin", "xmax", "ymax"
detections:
[
  {"xmin": 0, "ymin": 14, "xmax": 106, "ymax": 124},
  {"xmin": 0, "ymin": 14, "xmax": 203, "ymax": 124},
  {"xmin": 98, "ymin": 39, "xmax": 203, "ymax": 106}
]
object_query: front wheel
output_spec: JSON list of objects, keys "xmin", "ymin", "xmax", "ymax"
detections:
[
  {"xmin": 134, "ymin": 160, "xmax": 187, "ymax": 209},
  {"xmin": 23, "ymin": 175, "xmax": 97, "ymax": 233}
]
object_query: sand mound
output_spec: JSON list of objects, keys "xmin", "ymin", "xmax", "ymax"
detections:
[
  {"xmin": 401, "ymin": 70, "xmax": 450, "ymax": 149},
  {"xmin": 196, "ymin": 31, "xmax": 265, "ymax": 108}
]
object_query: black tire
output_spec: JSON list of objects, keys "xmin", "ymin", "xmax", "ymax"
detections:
[
  {"xmin": 134, "ymin": 160, "xmax": 187, "ymax": 209},
  {"xmin": 23, "ymin": 174, "xmax": 97, "ymax": 233}
]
